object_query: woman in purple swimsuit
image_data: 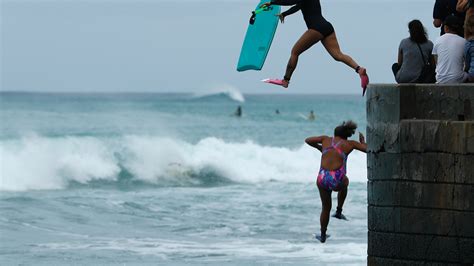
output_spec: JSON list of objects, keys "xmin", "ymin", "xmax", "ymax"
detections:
[
  {"xmin": 305, "ymin": 121, "xmax": 367, "ymax": 243},
  {"xmin": 261, "ymin": 0, "xmax": 369, "ymax": 95}
]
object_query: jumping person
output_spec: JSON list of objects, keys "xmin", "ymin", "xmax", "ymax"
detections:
[
  {"xmin": 261, "ymin": 0, "xmax": 369, "ymax": 95},
  {"xmin": 305, "ymin": 121, "xmax": 367, "ymax": 243}
]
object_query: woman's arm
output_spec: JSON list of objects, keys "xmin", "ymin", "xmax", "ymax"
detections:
[
  {"xmin": 261, "ymin": 0, "xmax": 302, "ymax": 7},
  {"xmin": 430, "ymin": 54, "xmax": 436, "ymax": 66},
  {"xmin": 397, "ymin": 50, "xmax": 403, "ymax": 66},
  {"xmin": 272, "ymin": 0, "xmax": 302, "ymax": 5},
  {"xmin": 457, "ymin": 0, "xmax": 469, "ymax": 12},
  {"xmin": 351, "ymin": 141, "xmax": 367, "ymax": 153},
  {"xmin": 349, "ymin": 133, "xmax": 367, "ymax": 153},
  {"xmin": 305, "ymin": 135, "xmax": 326, "ymax": 151},
  {"xmin": 281, "ymin": 4, "xmax": 302, "ymax": 17}
]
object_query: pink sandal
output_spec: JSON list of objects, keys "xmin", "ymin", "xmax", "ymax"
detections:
[
  {"xmin": 262, "ymin": 78, "xmax": 289, "ymax": 88},
  {"xmin": 356, "ymin": 67, "xmax": 369, "ymax": 96}
]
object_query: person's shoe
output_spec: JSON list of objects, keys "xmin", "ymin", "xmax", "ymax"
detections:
[
  {"xmin": 315, "ymin": 232, "xmax": 330, "ymax": 243},
  {"xmin": 262, "ymin": 78, "xmax": 289, "ymax": 88},
  {"xmin": 357, "ymin": 67, "xmax": 369, "ymax": 96},
  {"xmin": 332, "ymin": 212, "xmax": 347, "ymax": 220}
]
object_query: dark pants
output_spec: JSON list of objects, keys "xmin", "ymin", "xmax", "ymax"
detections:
[{"xmin": 392, "ymin": 63, "xmax": 400, "ymax": 79}]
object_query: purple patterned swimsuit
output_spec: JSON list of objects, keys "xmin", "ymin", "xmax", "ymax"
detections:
[{"xmin": 317, "ymin": 138, "xmax": 347, "ymax": 191}]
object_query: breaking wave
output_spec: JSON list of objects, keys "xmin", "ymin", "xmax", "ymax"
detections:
[
  {"xmin": 0, "ymin": 135, "xmax": 367, "ymax": 191},
  {"xmin": 192, "ymin": 85, "xmax": 245, "ymax": 103}
]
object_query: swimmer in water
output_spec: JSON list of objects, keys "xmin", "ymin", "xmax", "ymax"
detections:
[{"xmin": 235, "ymin": 106, "xmax": 242, "ymax": 117}]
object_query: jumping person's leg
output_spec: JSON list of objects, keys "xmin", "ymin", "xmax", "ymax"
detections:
[
  {"xmin": 333, "ymin": 176, "xmax": 349, "ymax": 220},
  {"xmin": 321, "ymin": 33, "xmax": 359, "ymax": 69},
  {"xmin": 283, "ymin": 29, "xmax": 324, "ymax": 84},
  {"xmin": 321, "ymin": 32, "xmax": 369, "ymax": 93},
  {"xmin": 317, "ymin": 185, "xmax": 332, "ymax": 243}
]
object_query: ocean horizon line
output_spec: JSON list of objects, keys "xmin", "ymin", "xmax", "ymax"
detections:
[{"xmin": 0, "ymin": 90, "xmax": 364, "ymax": 96}]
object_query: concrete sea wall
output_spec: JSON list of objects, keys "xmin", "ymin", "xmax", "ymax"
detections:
[{"xmin": 366, "ymin": 84, "xmax": 474, "ymax": 265}]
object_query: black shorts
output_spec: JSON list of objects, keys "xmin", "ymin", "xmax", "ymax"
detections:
[{"xmin": 309, "ymin": 20, "xmax": 334, "ymax": 38}]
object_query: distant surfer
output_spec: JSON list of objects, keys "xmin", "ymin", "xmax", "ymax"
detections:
[
  {"xmin": 260, "ymin": 0, "xmax": 369, "ymax": 95},
  {"xmin": 305, "ymin": 121, "xmax": 367, "ymax": 243},
  {"xmin": 308, "ymin": 110, "xmax": 316, "ymax": 121},
  {"xmin": 235, "ymin": 105, "xmax": 242, "ymax": 117}
]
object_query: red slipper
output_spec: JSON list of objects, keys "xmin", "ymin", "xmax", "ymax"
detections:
[
  {"xmin": 262, "ymin": 78, "xmax": 289, "ymax": 88},
  {"xmin": 361, "ymin": 74, "xmax": 369, "ymax": 96},
  {"xmin": 356, "ymin": 67, "xmax": 369, "ymax": 96}
]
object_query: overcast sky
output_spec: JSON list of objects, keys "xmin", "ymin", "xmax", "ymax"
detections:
[{"xmin": 1, "ymin": 0, "xmax": 438, "ymax": 94}]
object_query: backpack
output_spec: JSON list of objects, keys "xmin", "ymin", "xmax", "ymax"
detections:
[{"xmin": 415, "ymin": 43, "xmax": 436, "ymax": 83}]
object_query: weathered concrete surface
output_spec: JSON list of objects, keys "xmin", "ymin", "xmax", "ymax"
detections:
[
  {"xmin": 366, "ymin": 84, "xmax": 474, "ymax": 122},
  {"xmin": 368, "ymin": 206, "xmax": 474, "ymax": 237},
  {"xmin": 367, "ymin": 84, "xmax": 474, "ymax": 265},
  {"xmin": 367, "ymin": 120, "xmax": 474, "ymax": 154},
  {"xmin": 368, "ymin": 256, "xmax": 465, "ymax": 266},
  {"xmin": 368, "ymin": 153, "xmax": 474, "ymax": 184},
  {"xmin": 368, "ymin": 181, "xmax": 474, "ymax": 211},
  {"xmin": 368, "ymin": 231, "xmax": 474, "ymax": 263}
]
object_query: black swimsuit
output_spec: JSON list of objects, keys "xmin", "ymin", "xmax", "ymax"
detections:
[{"xmin": 271, "ymin": 0, "xmax": 334, "ymax": 37}]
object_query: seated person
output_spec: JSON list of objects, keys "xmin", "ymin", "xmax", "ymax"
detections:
[
  {"xmin": 392, "ymin": 20, "xmax": 434, "ymax": 83},
  {"xmin": 464, "ymin": 15, "xmax": 474, "ymax": 82},
  {"xmin": 433, "ymin": 15, "xmax": 468, "ymax": 84}
]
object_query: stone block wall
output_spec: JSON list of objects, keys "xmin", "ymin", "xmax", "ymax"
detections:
[{"xmin": 366, "ymin": 84, "xmax": 474, "ymax": 265}]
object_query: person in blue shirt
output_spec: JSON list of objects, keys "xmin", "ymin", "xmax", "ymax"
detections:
[{"xmin": 464, "ymin": 15, "xmax": 474, "ymax": 82}]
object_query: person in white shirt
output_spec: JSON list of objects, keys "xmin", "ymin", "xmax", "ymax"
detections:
[{"xmin": 432, "ymin": 15, "xmax": 468, "ymax": 83}]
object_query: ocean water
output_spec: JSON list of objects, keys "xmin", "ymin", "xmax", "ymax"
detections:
[{"xmin": 0, "ymin": 90, "xmax": 368, "ymax": 265}]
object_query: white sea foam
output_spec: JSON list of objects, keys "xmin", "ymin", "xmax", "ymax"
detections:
[
  {"xmin": 0, "ymin": 135, "xmax": 367, "ymax": 191},
  {"xmin": 0, "ymin": 135, "xmax": 120, "ymax": 191},
  {"xmin": 36, "ymin": 237, "xmax": 366, "ymax": 263},
  {"xmin": 193, "ymin": 84, "xmax": 245, "ymax": 103}
]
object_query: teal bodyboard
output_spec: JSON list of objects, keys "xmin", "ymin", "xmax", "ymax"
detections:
[{"xmin": 237, "ymin": 1, "xmax": 280, "ymax": 72}]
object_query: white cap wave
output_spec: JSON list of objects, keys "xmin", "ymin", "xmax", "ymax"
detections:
[
  {"xmin": 193, "ymin": 84, "xmax": 245, "ymax": 103},
  {"xmin": 0, "ymin": 135, "xmax": 367, "ymax": 191}
]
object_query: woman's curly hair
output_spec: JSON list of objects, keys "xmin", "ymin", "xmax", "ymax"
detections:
[{"xmin": 334, "ymin": 120, "xmax": 357, "ymax": 139}]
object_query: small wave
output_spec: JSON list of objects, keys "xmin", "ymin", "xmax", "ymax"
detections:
[
  {"xmin": 192, "ymin": 84, "xmax": 245, "ymax": 103},
  {"xmin": 0, "ymin": 135, "xmax": 367, "ymax": 191}
]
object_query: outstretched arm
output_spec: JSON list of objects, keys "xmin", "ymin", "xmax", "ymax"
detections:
[
  {"xmin": 261, "ymin": 0, "xmax": 302, "ymax": 7},
  {"xmin": 349, "ymin": 132, "xmax": 367, "ymax": 153},
  {"xmin": 305, "ymin": 135, "xmax": 326, "ymax": 152},
  {"xmin": 281, "ymin": 4, "xmax": 302, "ymax": 17}
]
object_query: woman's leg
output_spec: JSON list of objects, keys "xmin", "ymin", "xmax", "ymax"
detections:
[
  {"xmin": 321, "ymin": 32, "xmax": 369, "ymax": 92},
  {"xmin": 283, "ymin": 29, "xmax": 324, "ymax": 83},
  {"xmin": 392, "ymin": 63, "xmax": 400, "ymax": 79},
  {"xmin": 317, "ymin": 184, "xmax": 332, "ymax": 242},
  {"xmin": 335, "ymin": 176, "xmax": 349, "ymax": 219},
  {"xmin": 321, "ymin": 32, "xmax": 361, "ymax": 70}
]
